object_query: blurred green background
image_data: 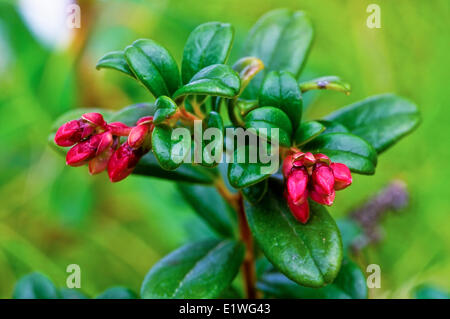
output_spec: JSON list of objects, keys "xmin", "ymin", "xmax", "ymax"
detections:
[{"xmin": 0, "ymin": 0, "xmax": 448, "ymax": 298}]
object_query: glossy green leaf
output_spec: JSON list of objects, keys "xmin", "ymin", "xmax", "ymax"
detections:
[
  {"xmin": 153, "ymin": 96, "xmax": 178, "ymax": 125},
  {"xmin": 178, "ymin": 184, "xmax": 236, "ymax": 237},
  {"xmin": 244, "ymin": 106, "xmax": 293, "ymax": 147},
  {"xmin": 134, "ymin": 152, "xmax": 217, "ymax": 184},
  {"xmin": 241, "ymin": 179, "xmax": 268, "ymax": 205},
  {"xmin": 245, "ymin": 180, "xmax": 343, "ymax": 287},
  {"xmin": 96, "ymin": 287, "xmax": 137, "ymax": 299},
  {"xmin": 182, "ymin": 22, "xmax": 234, "ymax": 84},
  {"xmin": 125, "ymin": 39, "xmax": 181, "ymax": 98},
  {"xmin": 152, "ymin": 125, "xmax": 191, "ymax": 170},
  {"xmin": 59, "ymin": 288, "xmax": 87, "ymax": 299},
  {"xmin": 227, "ymin": 144, "xmax": 277, "ymax": 188},
  {"xmin": 303, "ymin": 132, "xmax": 378, "ymax": 174},
  {"xmin": 173, "ymin": 64, "xmax": 240, "ymax": 99},
  {"xmin": 294, "ymin": 121, "xmax": 325, "ymax": 146},
  {"xmin": 326, "ymin": 94, "xmax": 420, "ymax": 153},
  {"xmin": 259, "ymin": 70, "xmax": 302, "ymax": 129},
  {"xmin": 317, "ymin": 119, "xmax": 349, "ymax": 135},
  {"xmin": 299, "ymin": 76, "xmax": 351, "ymax": 95},
  {"xmin": 258, "ymin": 258, "xmax": 367, "ymax": 299},
  {"xmin": 197, "ymin": 111, "xmax": 224, "ymax": 167},
  {"xmin": 96, "ymin": 51, "xmax": 135, "ymax": 78},
  {"xmin": 242, "ymin": 9, "xmax": 313, "ymax": 99},
  {"xmin": 13, "ymin": 273, "xmax": 59, "ymax": 299},
  {"xmin": 218, "ymin": 286, "xmax": 242, "ymax": 299},
  {"xmin": 141, "ymin": 238, "xmax": 244, "ymax": 299}
]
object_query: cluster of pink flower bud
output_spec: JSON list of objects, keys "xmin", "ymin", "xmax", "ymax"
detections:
[
  {"xmin": 54, "ymin": 113, "xmax": 154, "ymax": 182},
  {"xmin": 282, "ymin": 152, "xmax": 352, "ymax": 224}
]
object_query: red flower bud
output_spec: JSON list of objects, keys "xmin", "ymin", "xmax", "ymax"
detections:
[
  {"xmin": 286, "ymin": 166, "xmax": 309, "ymax": 205},
  {"xmin": 282, "ymin": 154, "xmax": 295, "ymax": 178},
  {"xmin": 66, "ymin": 131, "xmax": 113, "ymax": 167},
  {"xmin": 107, "ymin": 142, "xmax": 142, "ymax": 183},
  {"xmin": 310, "ymin": 186, "xmax": 335, "ymax": 206},
  {"xmin": 311, "ymin": 163, "xmax": 335, "ymax": 195},
  {"xmin": 285, "ymin": 192, "xmax": 310, "ymax": 224},
  {"xmin": 302, "ymin": 152, "xmax": 316, "ymax": 167},
  {"xmin": 136, "ymin": 116, "xmax": 153, "ymax": 125},
  {"xmin": 128, "ymin": 124, "xmax": 151, "ymax": 149},
  {"xmin": 314, "ymin": 153, "xmax": 331, "ymax": 165},
  {"xmin": 331, "ymin": 162, "xmax": 352, "ymax": 190},
  {"xmin": 88, "ymin": 141, "xmax": 116, "ymax": 175},
  {"xmin": 81, "ymin": 112, "xmax": 106, "ymax": 128},
  {"xmin": 108, "ymin": 122, "xmax": 132, "ymax": 136},
  {"xmin": 54, "ymin": 120, "xmax": 94, "ymax": 147}
]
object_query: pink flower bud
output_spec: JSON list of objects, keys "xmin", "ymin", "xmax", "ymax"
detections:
[
  {"xmin": 108, "ymin": 122, "xmax": 132, "ymax": 136},
  {"xmin": 314, "ymin": 153, "xmax": 331, "ymax": 165},
  {"xmin": 331, "ymin": 162, "xmax": 352, "ymax": 190},
  {"xmin": 282, "ymin": 154, "xmax": 295, "ymax": 177},
  {"xmin": 285, "ymin": 192, "xmax": 310, "ymax": 224},
  {"xmin": 81, "ymin": 112, "xmax": 106, "ymax": 128},
  {"xmin": 309, "ymin": 187, "xmax": 335, "ymax": 206},
  {"xmin": 66, "ymin": 132, "xmax": 113, "ymax": 167},
  {"xmin": 302, "ymin": 152, "xmax": 316, "ymax": 167},
  {"xmin": 128, "ymin": 124, "xmax": 151, "ymax": 149},
  {"xmin": 136, "ymin": 116, "xmax": 153, "ymax": 125},
  {"xmin": 88, "ymin": 142, "xmax": 116, "ymax": 175},
  {"xmin": 54, "ymin": 120, "xmax": 94, "ymax": 147},
  {"xmin": 286, "ymin": 166, "xmax": 309, "ymax": 205},
  {"xmin": 107, "ymin": 142, "xmax": 142, "ymax": 183},
  {"xmin": 311, "ymin": 163, "xmax": 335, "ymax": 195}
]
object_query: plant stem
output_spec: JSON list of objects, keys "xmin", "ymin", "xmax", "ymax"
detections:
[
  {"xmin": 214, "ymin": 179, "xmax": 257, "ymax": 299},
  {"xmin": 236, "ymin": 193, "xmax": 257, "ymax": 299}
]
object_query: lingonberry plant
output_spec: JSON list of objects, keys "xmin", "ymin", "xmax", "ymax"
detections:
[{"xmin": 37, "ymin": 9, "xmax": 420, "ymax": 299}]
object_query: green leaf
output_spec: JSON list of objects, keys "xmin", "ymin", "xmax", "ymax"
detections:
[
  {"xmin": 152, "ymin": 125, "xmax": 191, "ymax": 170},
  {"xmin": 244, "ymin": 106, "xmax": 293, "ymax": 147},
  {"xmin": 294, "ymin": 121, "xmax": 325, "ymax": 146},
  {"xmin": 96, "ymin": 287, "xmax": 137, "ymax": 299},
  {"xmin": 227, "ymin": 144, "xmax": 277, "ymax": 188},
  {"xmin": 325, "ymin": 94, "xmax": 420, "ymax": 153},
  {"xmin": 317, "ymin": 119, "xmax": 349, "ymax": 135},
  {"xmin": 259, "ymin": 70, "xmax": 303, "ymax": 129},
  {"xmin": 303, "ymin": 132, "xmax": 378, "ymax": 174},
  {"xmin": 141, "ymin": 238, "xmax": 244, "ymax": 299},
  {"xmin": 241, "ymin": 179, "xmax": 268, "ymax": 205},
  {"xmin": 178, "ymin": 184, "xmax": 236, "ymax": 237},
  {"xmin": 59, "ymin": 288, "xmax": 88, "ymax": 299},
  {"xmin": 242, "ymin": 9, "xmax": 313, "ymax": 99},
  {"xmin": 182, "ymin": 22, "xmax": 234, "ymax": 84},
  {"xmin": 173, "ymin": 64, "xmax": 240, "ymax": 100},
  {"xmin": 110, "ymin": 103, "xmax": 156, "ymax": 126},
  {"xmin": 196, "ymin": 111, "xmax": 224, "ymax": 167},
  {"xmin": 413, "ymin": 285, "xmax": 449, "ymax": 299},
  {"xmin": 13, "ymin": 273, "xmax": 59, "ymax": 299},
  {"xmin": 299, "ymin": 76, "xmax": 351, "ymax": 95},
  {"xmin": 134, "ymin": 152, "xmax": 217, "ymax": 184},
  {"xmin": 96, "ymin": 51, "xmax": 135, "ymax": 78},
  {"xmin": 153, "ymin": 96, "xmax": 178, "ymax": 125},
  {"xmin": 218, "ymin": 286, "xmax": 243, "ymax": 299},
  {"xmin": 124, "ymin": 39, "xmax": 181, "ymax": 98},
  {"xmin": 244, "ymin": 180, "xmax": 343, "ymax": 287},
  {"xmin": 258, "ymin": 258, "xmax": 367, "ymax": 299}
]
